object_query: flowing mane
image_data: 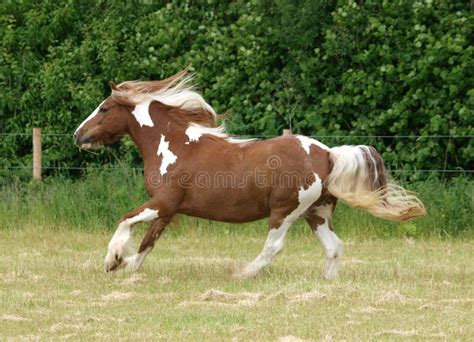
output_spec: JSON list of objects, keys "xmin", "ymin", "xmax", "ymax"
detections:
[
  {"xmin": 111, "ymin": 69, "xmax": 255, "ymax": 143},
  {"xmin": 111, "ymin": 69, "xmax": 217, "ymax": 127}
]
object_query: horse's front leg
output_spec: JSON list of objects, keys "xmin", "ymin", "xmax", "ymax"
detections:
[
  {"xmin": 123, "ymin": 217, "xmax": 171, "ymax": 272},
  {"xmin": 104, "ymin": 201, "xmax": 162, "ymax": 272}
]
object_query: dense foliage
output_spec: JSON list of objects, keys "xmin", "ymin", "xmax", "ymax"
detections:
[{"xmin": 1, "ymin": 0, "xmax": 473, "ymax": 175}]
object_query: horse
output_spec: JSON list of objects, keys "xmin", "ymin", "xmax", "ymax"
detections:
[{"xmin": 74, "ymin": 69, "xmax": 425, "ymax": 279}]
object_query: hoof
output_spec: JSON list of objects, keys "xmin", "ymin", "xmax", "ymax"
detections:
[
  {"xmin": 104, "ymin": 245, "xmax": 126, "ymax": 272},
  {"xmin": 104, "ymin": 257, "xmax": 123, "ymax": 272},
  {"xmin": 323, "ymin": 272, "xmax": 337, "ymax": 280},
  {"xmin": 323, "ymin": 260, "xmax": 339, "ymax": 280},
  {"xmin": 123, "ymin": 255, "xmax": 140, "ymax": 273},
  {"xmin": 232, "ymin": 265, "xmax": 259, "ymax": 280}
]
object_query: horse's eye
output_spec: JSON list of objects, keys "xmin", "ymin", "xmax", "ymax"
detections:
[{"xmin": 99, "ymin": 107, "xmax": 108, "ymax": 113}]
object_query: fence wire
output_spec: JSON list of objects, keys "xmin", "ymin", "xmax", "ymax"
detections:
[
  {"xmin": 1, "ymin": 132, "xmax": 472, "ymax": 174},
  {"xmin": 1, "ymin": 133, "xmax": 473, "ymax": 139},
  {"xmin": 1, "ymin": 166, "xmax": 472, "ymax": 174}
]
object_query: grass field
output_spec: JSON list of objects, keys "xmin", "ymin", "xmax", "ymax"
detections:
[{"xmin": 1, "ymin": 224, "xmax": 473, "ymax": 340}]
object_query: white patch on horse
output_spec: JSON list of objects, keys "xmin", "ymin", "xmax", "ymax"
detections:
[
  {"xmin": 124, "ymin": 208, "xmax": 159, "ymax": 225},
  {"xmin": 313, "ymin": 204, "xmax": 343, "ymax": 280},
  {"xmin": 296, "ymin": 135, "xmax": 330, "ymax": 154},
  {"xmin": 108, "ymin": 208, "xmax": 159, "ymax": 251},
  {"xmin": 185, "ymin": 123, "xmax": 227, "ymax": 143},
  {"xmin": 185, "ymin": 123, "xmax": 256, "ymax": 145},
  {"xmin": 131, "ymin": 100, "xmax": 154, "ymax": 127},
  {"xmin": 287, "ymin": 173, "xmax": 324, "ymax": 221},
  {"xmin": 237, "ymin": 174, "xmax": 323, "ymax": 278},
  {"xmin": 157, "ymin": 134, "xmax": 177, "ymax": 175},
  {"xmin": 105, "ymin": 208, "xmax": 159, "ymax": 271},
  {"xmin": 75, "ymin": 100, "xmax": 106, "ymax": 134}
]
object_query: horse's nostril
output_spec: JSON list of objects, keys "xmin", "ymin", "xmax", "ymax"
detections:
[{"xmin": 76, "ymin": 134, "xmax": 91, "ymax": 145}]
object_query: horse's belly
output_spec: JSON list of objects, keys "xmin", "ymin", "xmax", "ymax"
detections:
[
  {"xmin": 180, "ymin": 210, "xmax": 268, "ymax": 223},
  {"xmin": 177, "ymin": 190, "xmax": 270, "ymax": 223}
]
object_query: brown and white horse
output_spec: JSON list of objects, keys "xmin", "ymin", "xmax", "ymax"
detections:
[{"xmin": 74, "ymin": 70, "xmax": 425, "ymax": 279}]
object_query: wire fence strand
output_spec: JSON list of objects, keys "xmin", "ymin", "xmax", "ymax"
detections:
[
  {"xmin": 0, "ymin": 166, "xmax": 472, "ymax": 173},
  {"xmin": 1, "ymin": 133, "xmax": 473, "ymax": 139},
  {"xmin": 1, "ymin": 132, "xmax": 472, "ymax": 174}
]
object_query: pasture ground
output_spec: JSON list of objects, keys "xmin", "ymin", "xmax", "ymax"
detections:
[{"xmin": 1, "ymin": 224, "xmax": 472, "ymax": 340}]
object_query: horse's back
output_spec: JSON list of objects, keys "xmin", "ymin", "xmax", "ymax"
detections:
[{"xmin": 242, "ymin": 134, "xmax": 332, "ymax": 183}]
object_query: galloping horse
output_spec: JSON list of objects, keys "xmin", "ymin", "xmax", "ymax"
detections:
[{"xmin": 74, "ymin": 70, "xmax": 425, "ymax": 279}]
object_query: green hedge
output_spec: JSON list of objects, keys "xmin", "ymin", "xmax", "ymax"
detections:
[{"xmin": 1, "ymin": 0, "xmax": 473, "ymax": 176}]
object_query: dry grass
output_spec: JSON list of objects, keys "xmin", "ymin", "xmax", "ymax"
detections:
[{"xmin": 1, "ymin": 225, "xmax": 473, "ymax": 340}]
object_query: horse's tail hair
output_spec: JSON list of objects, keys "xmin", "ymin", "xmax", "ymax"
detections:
[{"xmin": 326, "ymin": 145, "xmax": 425, "ymax": 221}]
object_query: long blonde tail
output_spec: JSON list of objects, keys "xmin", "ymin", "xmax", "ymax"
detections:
[{"xmin": 326, "ymin": 145, "xmax": 426, "ymax": 221}]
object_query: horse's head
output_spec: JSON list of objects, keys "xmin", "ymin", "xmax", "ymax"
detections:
[
  {"xmin": 74, "ymin": 89, "xmax": 132, "ymax": 149},
  {"xmin": 74, "ymin": 71, "xmax": 218, "ymax": 149}
]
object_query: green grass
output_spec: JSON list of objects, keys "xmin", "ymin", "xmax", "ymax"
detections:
[{"xmin": 1, "ymin": 226, "xmax": 473, "ymax": 340}]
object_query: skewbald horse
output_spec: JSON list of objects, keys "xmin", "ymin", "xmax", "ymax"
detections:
[{"xmin": 74, "ymin": 70, "xmax": 425, "ymax": 279}]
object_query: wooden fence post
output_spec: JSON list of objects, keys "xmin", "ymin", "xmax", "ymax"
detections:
[
  {"xmin": 282, "ymin": 129, "xmax": 293, "ymax": 136},
  {"xmin": 33, "ymin": 128, "xmax": 42, "ymax": 180}
]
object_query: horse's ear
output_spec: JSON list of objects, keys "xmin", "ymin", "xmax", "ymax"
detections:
[{"xmin": 109, "ymin": 81, "xmax": 118, "ymax": 91}]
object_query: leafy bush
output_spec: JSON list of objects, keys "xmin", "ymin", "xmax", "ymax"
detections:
[
  {"xmin": 277, "ymin": 0, "xmax": 474, "ymax": 172},
  {"xmin": 1, "ymin": 0, "xmax": 472, "ymax": 176}
]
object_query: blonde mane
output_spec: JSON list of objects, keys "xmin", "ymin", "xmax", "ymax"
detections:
[{"xmin": 111, "ymin": 69, "xmax": 217, "ymax": 127}]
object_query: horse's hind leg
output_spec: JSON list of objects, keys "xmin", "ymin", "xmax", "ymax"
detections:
[
  {"xmin": 234, "ymin": 209, "xmax": 296, "ymax": 279},
  {"xmin": 306, "ymin": 199, "xmax": 343, "ymax": 280}
]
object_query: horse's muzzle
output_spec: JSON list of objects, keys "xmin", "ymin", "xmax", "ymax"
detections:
[
  {"xmin": 74, "ymin": 131, "xmax": 98, "ymax": 150},
  {"xmin": 75, "ymin": 132, "xmax": 91, "ymax": 145}
]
